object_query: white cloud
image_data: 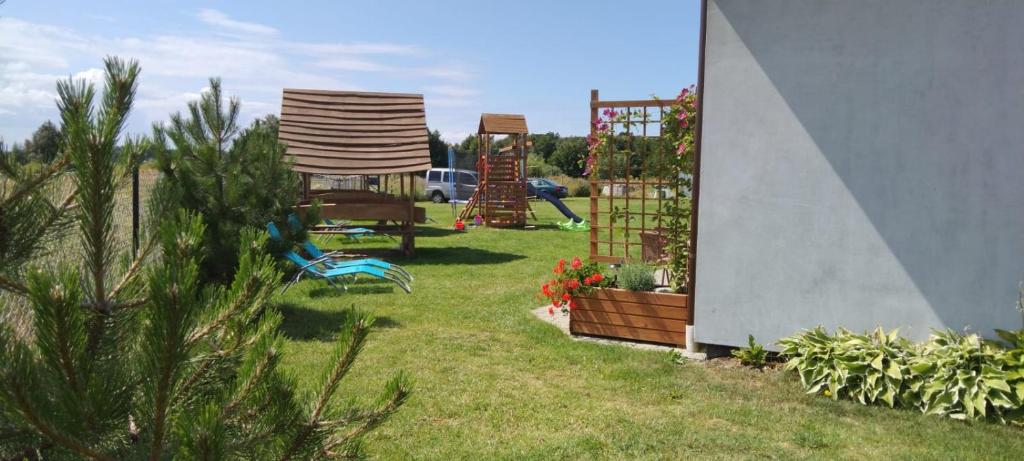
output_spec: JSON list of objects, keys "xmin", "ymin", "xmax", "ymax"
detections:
[
  {"xmin": 314, "ymin": 58, "xmax": 395, "ymax": 72},
  {"xmin": 72, "ymin": 68, "xmax": 105, "ymax": 86},
  {"xmin": 197, "ymin": 9, "xmax": 278, "ymax": 36},
  {"xmin": 0, "ymin": 11, "xmax": 478, "ymax": 141}
]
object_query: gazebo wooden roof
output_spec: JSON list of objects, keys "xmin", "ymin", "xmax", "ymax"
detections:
[
  {"xmin": 479, "ymin": 113, "xmax": 528, "ymax": 135},
  {"xmin": 279, "ymin": 89, "xmax": 432, "ymax": 175}
]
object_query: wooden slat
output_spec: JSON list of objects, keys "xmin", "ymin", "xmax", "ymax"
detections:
[
  {"xmin": 570, "ymin": 321, "xmax": 684, "ymax": 346},
  {"xmin": 282, "ymin": 139, "xmax": 428, "ymax": 154},
  {"xmin": 279, "ymin": 125, "xmax": 425, "ymax": 138},
  {"xmin": 279, "ymin": 131, "xmax": 427, "ymax": 146},
  {"xmin": 282, "ymin": 97, "xmax": 423, "ymax": 110},
  {"xmin": 292, "ymin": 156, "xmax": 429, "ymax": 169},
  {"xmin": 284, "ymin": 88, "xmax": 422, "ymax": 99},
  {"xmin": 280, "ymin": 115, "xmax": 425, "ymax": 127},
  {"xmin": 572, "ymin": 310, "xmax": 686, "ymax": 332},
  {"xmin": 576, "ymin": 288, "xmax": 687, "ymax": 307},
  {"xmin": 590, "ymin": 99, "xmax": 672, "ymax": 109},
  {"xmin": 574, "ymin": 297, "xmax": 688, "ymax": 320},
  {"xmin": 292, "ymin": 163, "xmax": 430, "ymax": 175},
  {"xmin": 282, "ymin": 100, "xmax": 424, "ymax": 113},
  {"xmin": 282, "ymin": 105, "xmax": 426, "ymax": 121},
  {"xmin": 286, "ymin": 147, "xmax": 428, "ymax": 160}
]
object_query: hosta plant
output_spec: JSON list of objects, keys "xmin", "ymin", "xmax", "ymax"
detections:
[
  {"xmin": 905, "ymin": 330, "xmax": 1019, "ymax": 422},
  {"xmin": 781, "ymin": 325, "xmax": 1024, "ymax": 425},
  {"xmin": 781, "ymin": 327, "xmax": 910, "ymax": 406}
]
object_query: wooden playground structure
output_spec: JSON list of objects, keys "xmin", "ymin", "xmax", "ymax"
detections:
[
  {"xmin": 279, "ymin": 89, "xmax": 431, "ymax": 256},
  {"xmin": 459, "ymin": 113, "xmax": 534, "ymax": 227}
]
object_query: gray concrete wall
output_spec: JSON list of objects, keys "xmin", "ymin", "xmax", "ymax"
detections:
[{"xmin": 695, "ymin": 0, "xmax": 1024, "ymax": 348}]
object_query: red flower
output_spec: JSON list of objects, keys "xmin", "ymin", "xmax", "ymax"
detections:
[
  {"xmin": 676, "ymin": 88, "xmax": 689, "ymax": 103},
  {"xmin": 584, "ymin": 276, "xmax": 593, "ymax": 285},
  {"xmin": 571, "ymin": 256, "xmax": 582, "ymax": 269},
  {"xmin": 553, "ymin": 299, "xmax": 562, "ymax": 307},
  {"xmin": 561, "ymin": 293, "xmax": 571, "ymax": 301},
  {"xmin": 568, "ymin": 279, "xmax": 579, "ymax": 290},
  {"xmin": 553, "ymin": 265, "xmax": 563, "ymax": 275},
  {"xmin": 548, "ymin": 306, "xmax": 555, "ymax": 316},
  {"xmin": 568, "ymin": 300, "xmax": 578, "ymax": 310},
  {"xmin": 593, "ymin": 273, "xmax": 604, "ymax": 282},
  {"xmin": 541, "ymin": 284, "xmax": 552, "ymax": 296}
]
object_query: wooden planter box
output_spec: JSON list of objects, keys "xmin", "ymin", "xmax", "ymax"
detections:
[{"xmin": 570, "ymin": 288, "xmax": 690, "ymax": 347}]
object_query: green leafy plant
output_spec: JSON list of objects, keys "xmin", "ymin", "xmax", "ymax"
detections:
[
  {"xmin": 905, "ymin": 330, "xmax": 1018, "ymax": 421},
  {"xmin": 617, "ymin": 263, "xmax": 656, "ymax": 292},
  {"xmin": 780, "ymin": 327, "xmax": 912, "ymax": 407},
  {"xmin": 781, "ymin": 325, "xmax": 1024, "ymax": 424},
  {"xmin": 0, "ymin": 57, "xmax": 410, "ymax": 460},
  {"xmin": 732, "ymin": 335, "xmax": 769, "ymax": 369}
]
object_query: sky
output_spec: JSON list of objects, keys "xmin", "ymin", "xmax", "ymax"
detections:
[{"xmin": 0, "ymin": 0, "xmax": 700, "ymax": 144}]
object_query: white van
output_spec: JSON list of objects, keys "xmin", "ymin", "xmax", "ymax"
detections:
[{"xmin": 424, "ymin": 168, "xmax": 478, "ymax": 203}]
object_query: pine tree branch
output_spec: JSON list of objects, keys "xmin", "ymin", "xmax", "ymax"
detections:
[
  {"xmin": 0, "ymin": 275, "xmax": 28, "ymax": 296},
  {"xmin": 0, "ymin": 157, "xmax": 68, "ymax": 212},
  {"xmin": 279, "ymin": 313, "xmax": 371, "ymax": 461},
  {"xmin": 184, "ymin": 276, "xmax": 260, "ymax": 348},
  {"xmin": 108, "ymin": 230, "xmax": 160, "ymax": 302},
  {"xmin": 7, "ymin": 385, "xmax": 114, "ymax": 461},
  {"xmin": 322, "ymin": 375, "xmax": 410, "ymax": 455}
]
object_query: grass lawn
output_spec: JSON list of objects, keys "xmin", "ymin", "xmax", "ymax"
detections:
[{"xmin": 278, "ymin": 198, "xmax": 1024, "ymax": 460}]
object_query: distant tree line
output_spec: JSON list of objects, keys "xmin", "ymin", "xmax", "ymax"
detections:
[
  {"xmin": 2, "ymin": 120, "xmax": 62, "ymax": 164},
  {"xmin": 5, "ymin": 120, "xmax": 592, "ymax": 178},
  {"xmin": 426, "ymin": 130, "xmax": 590, "ymax": 177}
]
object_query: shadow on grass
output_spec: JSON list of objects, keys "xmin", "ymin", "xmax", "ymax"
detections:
[
  {"xmin": 277, "ymin": 302, "xmax": 402, "ymax": 341},
  {"xmin": 400, "ymin": 246, "xmax": 526, "ymax": 266},
  {"xmin": 415, "ymin": 226, "xmax": 461, "ymax": 237},
  {"xmin": 307, "ymin": 282, "xmax": 397, "ymax": 298}
]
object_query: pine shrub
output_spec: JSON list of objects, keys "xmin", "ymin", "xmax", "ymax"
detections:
[
  {"xmin": 0, "ymin": 57, "xmax": 410, "ymax": 460},
  {"xmin": 152, "ymin": 81, "xmax": 305, "ymax": 283}
]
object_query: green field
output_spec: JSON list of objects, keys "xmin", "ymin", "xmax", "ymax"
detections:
[{"xmin": 278, "ymin": 198, "xmax": 1024, "ymax": 460}]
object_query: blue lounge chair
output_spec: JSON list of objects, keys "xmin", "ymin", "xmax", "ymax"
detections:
[
  {"xmin": 279, "ymin": 249, "xmax": 412, "ymax": 294},
  {"xmin": 268, "ymin": 221, "xmax": 413, "ymax": 283},
  {"xmin": 310, "ymin": 217, "xmax": 394, "ymax": 242}
]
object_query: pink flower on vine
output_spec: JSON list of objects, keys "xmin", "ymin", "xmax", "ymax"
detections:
[
  {"xmin": 679, "ymin": 118, "xmax": 689, "ymax": 129},
  {"xmin": 602, "ymin": 108, "xmax": 617, "ymax": 118},
  {"xmin": 677, "ymin": 142, "xmax": 687, "ymax": 156},
  {"xmin": 676, "ymin": 111, "xmax": 688, "ymax": 121},
  {"xmin": 676, "ymin": 88, "xmax": 689, "ymax": 103}
]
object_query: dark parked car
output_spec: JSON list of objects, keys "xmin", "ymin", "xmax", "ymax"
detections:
[{"xmin": 527, "ymin": 178, "xmax": 568, "ymax": 198}]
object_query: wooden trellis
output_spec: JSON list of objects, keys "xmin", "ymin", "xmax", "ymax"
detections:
[{"xmin": 588, "ymin": 89, "xmax": 680, "ymax": 265}]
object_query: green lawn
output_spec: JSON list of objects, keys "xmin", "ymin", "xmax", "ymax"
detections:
[{"xmin": 278, "ymin": 198, "xmax": 1024, "ymax": 460}]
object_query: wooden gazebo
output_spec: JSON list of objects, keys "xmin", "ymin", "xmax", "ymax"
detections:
[
  {"xmin": 459, "ymin": 114, "xmax": 530, "ymax": 228},
  {"xmin": 279, "ymin": 89, "xmax": 430, "ymax": 255}
]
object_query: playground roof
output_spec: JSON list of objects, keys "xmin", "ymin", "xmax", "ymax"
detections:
[
  {"xmin": 279, "ymin": 89, "xmax": 432, "ymax": 175},
  {"xmin": 479, "ymin": 113, "xmax": 528, "ymax": 134}
]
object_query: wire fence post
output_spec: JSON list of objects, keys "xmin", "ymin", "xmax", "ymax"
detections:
[{"xmin": 132, "ymin": 164, "xmax": 140, "ymax": 259}]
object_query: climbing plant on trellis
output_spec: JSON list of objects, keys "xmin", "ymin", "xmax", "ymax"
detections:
[{"xmin": 587, "ymin": 87, "xmax": 697, "ymax": 291}]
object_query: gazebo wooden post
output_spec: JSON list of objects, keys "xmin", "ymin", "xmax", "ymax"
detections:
[
  {"xmin": 405, "ymin": 172, "xmax": 416, "ymax": 256},
  {"xmin": 302, "ymin": 173, "xmax": 311, "ymax": 200}
]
